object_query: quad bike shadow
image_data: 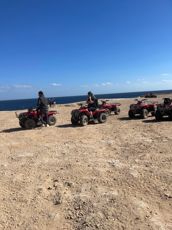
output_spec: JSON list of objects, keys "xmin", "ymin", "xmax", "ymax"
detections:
[
  {"xmin": 57, "ymin": 124, "xmax": 79, "ymax": 128},
  {"xmin": 1, "ymin": 127, "xmax": 25, "ymax": 133}
]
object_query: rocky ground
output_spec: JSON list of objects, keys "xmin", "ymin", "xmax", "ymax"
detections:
[{"xmin": 0, "ymin": 95, "xmax": 172, "ymax": 230}]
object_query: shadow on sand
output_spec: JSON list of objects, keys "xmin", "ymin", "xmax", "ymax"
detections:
[
  {"xmin": 57, "ymin": 124, "xmax": 79, "ymax": 128},
  {"xmin": 1, "ymin": 127, "xmax": 24, "ymax": 133},
  {"xmin": 143, "ymin": 118, "xmax": 171, "ymax": 123},
  {"xmin": 57, "ymin": 121, "xmax": 100, "ymax": 128},
  {"xmin": 118, "ymin": 117, "xmax": 132, "ymax": 121},
  {"xmin": 142, "ymin": 119, "xmax": 157, "ymax": 123}
]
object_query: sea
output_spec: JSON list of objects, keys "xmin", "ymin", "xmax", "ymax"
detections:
[{"xmin": 0, "ymin": 89, "xmax": 172, "ymax": 111}]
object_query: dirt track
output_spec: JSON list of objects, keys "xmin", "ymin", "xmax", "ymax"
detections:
[{"xmin": 0, "ymin": 96, "xmax": 172, "ymax": 230}]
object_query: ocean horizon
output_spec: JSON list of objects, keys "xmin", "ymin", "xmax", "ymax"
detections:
[{"xmin": 0, "ymin": 89, "xmax": 172, "ymax": 111}]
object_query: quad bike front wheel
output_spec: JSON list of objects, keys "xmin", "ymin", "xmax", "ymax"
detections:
[
  {"xmin": 98, "ymin": 113, "xmax": 107, "ymax": 123},
  {"xmin": 80, "ymin": 115, "xmax": 89, "ymax": 126},
  {"xmin": 169, "ymin": 111, "xmax": 172, "ymax": 120},
  {"xmin": 48, "ymin": 115, "xmax": 57, "ymax": 126},
  {"xmin": 71, "ymin": 117, "xmax": 78, "ymax": 125},
  {"xmin": 24, "ymin": 119, "xmax": 36, "ymax": 129},
  {"xmin": 128, "ymin": 110, "xmax": 135, "ymax": 119},
  {"xmin": 19, "ymin": 121, "xmax": 25, "ymax": 128}
]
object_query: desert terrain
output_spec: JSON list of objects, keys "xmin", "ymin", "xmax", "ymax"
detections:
[{"xmin": 0, "ymin": 95, "xmax": 171, "ymax": 230}]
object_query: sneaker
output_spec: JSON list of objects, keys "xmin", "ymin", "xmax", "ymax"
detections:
[{"xmin": 46, "ymin": 124, "xmax": 50, "ymax": 127}]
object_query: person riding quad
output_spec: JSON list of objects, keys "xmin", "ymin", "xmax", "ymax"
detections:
[
  {"xmin": 37, "ymin": 91, "xmax": 49, "ymax": 127},
  {"xmin": 87, "ymin": 91, "xmax": 98, "ymax": 118}
]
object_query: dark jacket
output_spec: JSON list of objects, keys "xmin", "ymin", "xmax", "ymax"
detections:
[
  {"xmin": 87, "ymin": 95, "xmax": 98, "ymax": 108},
  {"xmin": 37, "ymin": 95, "xmax": 48, "ymax": 112}
]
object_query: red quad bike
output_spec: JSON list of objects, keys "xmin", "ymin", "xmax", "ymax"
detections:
[
  {"xmin": 155, "ymin": 98, "xmax": 172, "ymax": 121},
  {"xmin": 71, "ymin": 104, "xmax": 107, "ymax": 126},
  {"xmin": 16, "ymin": 108, "xmax": 57, "ymax": 129},
  {"xmin": 128, "ymin": 99, "xmax": 157, "ymax": 119},
  {"xmin": 100, "ymin": 100, "xmax": 121, "ymax": 116}
]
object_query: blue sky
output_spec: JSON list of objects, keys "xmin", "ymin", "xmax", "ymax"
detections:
[{"xmin": 0, "ymin": 0, "xmax": 172, "ymax": 99}]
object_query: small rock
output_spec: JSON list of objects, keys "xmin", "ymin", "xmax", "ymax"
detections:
[
  {"xmin": 164, "ymin": 192, "xmax": 172, "ymax": 199},
  {"xmin": 53, "ymin": 192, "xmax": 62, "ymax": 205},
  {"xmin": 54, "ymin": 182, "xmax": 58, "ymax": 188},
  {"xmin": 64, "ymin": 181, "xmax": 73, "ymax": 187}
]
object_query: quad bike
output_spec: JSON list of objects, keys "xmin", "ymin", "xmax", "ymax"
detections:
[
  {"xmin": 99, "ymin": 100, "xmax": 121, "ymax": 116},
  {"xmin": 16, "ymin": 108, "xmax": 57, "ymax": 129},
  {"xmin": 128, "ymin": 99, "xmax": 157, "ymax": 119},
  {"xmin": 144, "ymin": 93, "xmax": 157, "ymax": 98},
  {"xmin": 48, "ymin": 98, "xmax": 56, "ymax": 108},
  {"xmin": 155, "ymin": 98, "xmax": 172, "ymax": 121},
  {"xmin": 71, "ymin": 104, "xmax": 107, "ymax": 126}
]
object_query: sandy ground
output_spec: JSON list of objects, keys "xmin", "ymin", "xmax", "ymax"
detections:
[{"xmin": 0, "ymin": 95, "xmax": 172, "ymax": 230}]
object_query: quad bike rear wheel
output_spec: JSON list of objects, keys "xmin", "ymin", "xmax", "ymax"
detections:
[
  {"xmin": 141, "ymin": 109, "xmax": 148, "ymax": 119},
  {"xmin": 98, "ymin": 113, "xmax": 107, "ymax": 123},
  {"xmin": 48, "ymin": 115, "xmax": 57, "ymax": 126},
  {"xmin": 24, "ymin": 119, "xmax": 36, "ymax": 129},
  {"xmin": 80, "ymin": 115, "xmax": 88, "ymax": 126},
  {"xmin": 128, "ymin": 110, "xmax": 135, "ymax": 119}
]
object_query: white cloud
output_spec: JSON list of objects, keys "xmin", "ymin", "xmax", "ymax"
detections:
[
  {"xmin": 50, "ymin": 83, "xmax": 62, "ymax": 87},
  {"xmin": 161, "ymin": 79, "xmax": 172, "ymax": 83},
  {"xmin": 0, "ymin": 85, "xmax": 10, "ymax": 90},
  {"xmin": 161, "ymin": 73, "xmax": 170, "ymax": 77},
  {"xmin": 135, "ymin": 78, "xmax": 150, "ymax": 84},
  {"xmin": 0, "ymin": 85, "xmax": 11, "ymax": 92},
  {"xmin": 94, "ymin": 83, "xmax": 100, "ymax": 87},
  {"xmin": 81, "ymin": 82, "xmax": 114, "ymax": 88},
  {"xmin": 13, "ymin": 84, "xmax": 33, "ymax": 89},
  {"xmin": 101, "ymin": 82, "xmax": 113, "ymax": 86},
  {"xmin": 80, "ymin": 84, "xmax": 89, "ymax": 88},
  {"xmin": 136, "ymin": 77, "xmax": 145, "ymax": 81},
  {"xmin": 0, "ymin": 84, "xmax": 33, "ymax": 93}
]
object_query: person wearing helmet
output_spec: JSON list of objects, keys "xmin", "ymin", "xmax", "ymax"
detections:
[{"xmin": 37, "ymin": 91, "xmax": 49, "ymax": 127}]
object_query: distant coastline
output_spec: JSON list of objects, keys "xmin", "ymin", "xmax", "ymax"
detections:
[{"xmin": 0, "ymin": 89, "xmax": 172, "ymax": 111}]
